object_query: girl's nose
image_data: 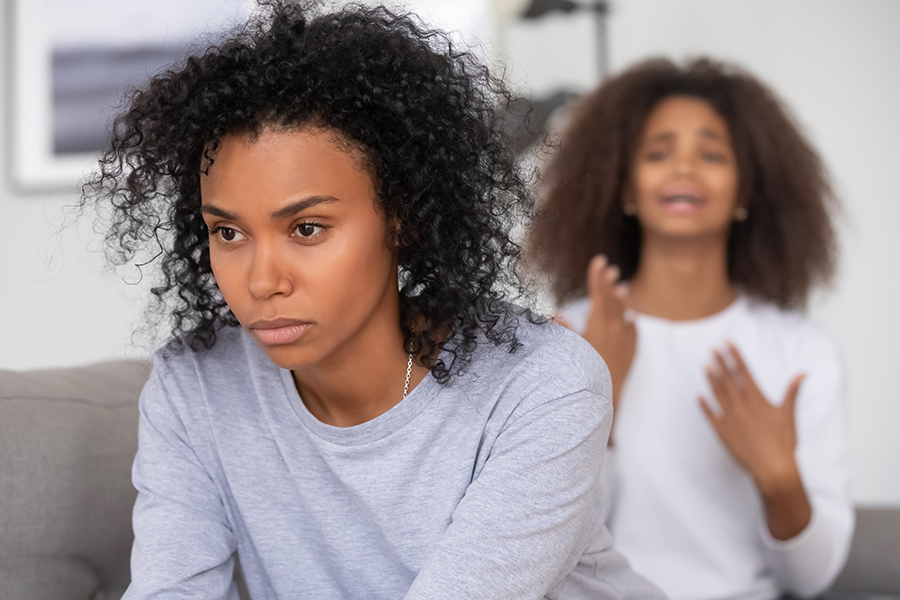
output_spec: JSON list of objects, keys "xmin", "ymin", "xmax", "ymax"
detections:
[{"xmin": 673, "ymin": 151, "xmax": 696, "ymax": 176}]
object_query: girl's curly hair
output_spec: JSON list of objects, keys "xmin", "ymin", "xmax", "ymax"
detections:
[
  {"xmin": 82, "ymin": 1, "xmax": 537, "ymax": 383},
  {"xmin": 528, "ymin": 58, "xmax": 838, "ymax": 309}
]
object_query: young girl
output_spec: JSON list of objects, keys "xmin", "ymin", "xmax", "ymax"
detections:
[
  {"xmin": 82, "ymin": 2, "xmax": 662, "ymax": 598},
  {"xmin": 529, "ymin": 58, "xmax": 853, "ymax": 600}
]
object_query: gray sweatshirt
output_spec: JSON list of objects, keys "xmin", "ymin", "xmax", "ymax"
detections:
[{"xmin": 124, "ymin": 320, "xmax": 663, "ymax": 599}]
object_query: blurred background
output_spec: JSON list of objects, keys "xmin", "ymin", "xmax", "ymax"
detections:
[{"xmin": 1, "ymin": 0, "xmax": 897, "ymax": 506}]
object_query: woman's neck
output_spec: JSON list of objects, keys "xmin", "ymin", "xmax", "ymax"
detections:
[
  {"xmin": 291, "ymin": 303, "xmax": 428, "ymax": 428},
  {"xmin": 627, "ymin": 233, "xmax": 737, "ymax": 321}
]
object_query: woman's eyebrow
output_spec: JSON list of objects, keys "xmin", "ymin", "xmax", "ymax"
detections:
[
  {"xmin": 199, "ymin": 196, "xmax": 339, "ymax": 221},
  {"xmin": 200, "ymin": 204, "xmax": 239, "ymax": 220},
  {"xmin": 270, "ymin": 196, "xmax": 338, "ymax": 219}
]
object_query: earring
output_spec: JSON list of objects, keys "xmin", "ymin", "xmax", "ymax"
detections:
[
  {"xmin": 734, "ymin": 207, "xmax": 748, "ymax": 221},
  {"xmin": 623, "ymin": 202, "xmax": 637, "ymax": 216}
]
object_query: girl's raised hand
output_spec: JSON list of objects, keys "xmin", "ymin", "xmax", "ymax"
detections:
[
  {"xmin": 559, "ymin": 255, "xmax": 636, "ymax": 411},
  {"xmin": 700, "ymin": 342, "xmax": 811, "ymax": 539}
]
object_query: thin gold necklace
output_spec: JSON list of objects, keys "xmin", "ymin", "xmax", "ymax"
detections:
[{"xmin": 402, "ymin": 353, "xmax": 413, "ymax": 399}]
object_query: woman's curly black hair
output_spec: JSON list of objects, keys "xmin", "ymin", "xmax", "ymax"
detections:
[{"xmin": 82, "ymin": 0, "xmax": 538, "ymax": 383}]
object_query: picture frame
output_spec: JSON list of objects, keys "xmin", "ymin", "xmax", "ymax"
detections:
[{"xmin": 8, "ymin": 0, "xmax": 252, "ymax": 192}]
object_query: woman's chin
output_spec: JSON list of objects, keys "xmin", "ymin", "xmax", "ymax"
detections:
[{"xmin": 253, "ymin": 341, "xmax": 320, "ymax": 373}]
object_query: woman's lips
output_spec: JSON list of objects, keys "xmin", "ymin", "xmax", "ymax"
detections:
[{"xmin": 248, "ymin": 318, "xmax": 311, "ymax": 345}]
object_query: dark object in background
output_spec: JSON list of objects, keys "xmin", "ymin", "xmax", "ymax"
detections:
[
  {"xmin": 52, "ymin": 46, "xmax": 185, "ymax": 154},
  {"xmin": 522, "ymin": 0, "xmax": 580, "ymax": 19},
  {"xmin": 503, "ymin": 0, "xmax": 610, "ymax": 154}
]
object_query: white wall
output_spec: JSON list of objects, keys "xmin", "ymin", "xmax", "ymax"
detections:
[
  {"xmin": 2, "ymin": 0, "xmax": 898, "ymax": 504},
  {"xmin": 501, "ymin": 0, "xmax": 900, "ymax": 505},
  {"xmin": 0, "ymin": 0, "xmax": 146, "ymax": 370}
]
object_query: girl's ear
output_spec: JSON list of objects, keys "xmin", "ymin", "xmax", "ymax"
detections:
[{"xmin": 621, "ymin": 187, "xmax": 638, "ymax": 217}]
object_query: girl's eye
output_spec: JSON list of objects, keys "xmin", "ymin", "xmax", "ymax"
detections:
[
  {"xmin": 702, "ymin": 151, "xmax": 726, "ymax": 164},
  {"xmin": 645, "ymin": 149, "xmax": 668, "ymax": 161},
  {"xmin": 294, "ymin": 222, "xmax": 324, "ymax": 237}
]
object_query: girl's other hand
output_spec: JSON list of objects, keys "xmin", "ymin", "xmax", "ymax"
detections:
[
  {"xmin": 699, "ymin": 342, "xmax": 812, "ymax": 539},
  {"xmin": 560, "ymin": 255, "xmax": 636, "ymax": 414}
]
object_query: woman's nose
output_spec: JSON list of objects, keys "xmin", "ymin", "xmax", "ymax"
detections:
[{"xmin": 247, "ymin": 242, "xmax": 293, "ymax": 300}]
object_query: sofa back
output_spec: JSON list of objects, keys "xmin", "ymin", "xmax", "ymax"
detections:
[
  {"xmin": 2, "ymin": 358, "xmax": 898, "ymax": 599},
  {"xmin": 0, "ymin": 360, "xmax": 150, "ymax": 600}
]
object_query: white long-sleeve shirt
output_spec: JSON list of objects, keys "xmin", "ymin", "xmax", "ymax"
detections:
[{"xmin": 563, "ymin": 295, "xmax": 853, "ymax": 600}]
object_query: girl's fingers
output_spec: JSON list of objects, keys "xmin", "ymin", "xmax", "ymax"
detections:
[
  {"xmin": 699, "ymin": 397, "xmax": 725, "ymax": 438},
  {"xmin": 782, "ymin": 373, "xmax": 805, "ymax": 416},
  {"xmin": 705, "ymin": 365, "xmax": 733, "ymax": 411},
  {"xmin": 725, "ymin": 342, "xmax": 757, "ymax": 396},
  {"xmin": 587, "ymin": 254, "xmax": 627, "ymax": 319},
  {"xmin": 587, "ymin": 255, "xmax": 610, "ymax": 301},
  {"xmin": 588, "ymin": 255, "xmax": 622, "ymax": 291},
  {"xmin": 588, "ymin": 254, "xmax": 607, "ymax": 277},
  {"xmin": 605, "ymin": 264, "xmax": 621, "ymax": 283},
  {"xmin": 714, "ymin": 350, "xmax": 743, "ymax": 401}
]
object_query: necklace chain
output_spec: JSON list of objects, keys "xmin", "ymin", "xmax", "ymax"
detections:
[{"xmin": 402, "ymin": 353, "xmax": 413, "ymax": 399}]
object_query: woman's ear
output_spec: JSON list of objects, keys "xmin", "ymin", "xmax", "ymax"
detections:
[{"xmin": 387, "ymin": 216, "xmax": 404, "ymax": 248}]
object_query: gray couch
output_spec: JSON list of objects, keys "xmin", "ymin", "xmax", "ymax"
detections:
[{"xmin": 1, "ymin": 361, "xmax": 898, "ymax": 599}]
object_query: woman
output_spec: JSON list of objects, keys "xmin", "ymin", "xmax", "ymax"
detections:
[
  {"xmin": 529, "ymin": 58, "xmax": 853, "ymax": 600},
  {"xmin": 81, "ymin": 2, "xmax": 662, "ymax": 599}
]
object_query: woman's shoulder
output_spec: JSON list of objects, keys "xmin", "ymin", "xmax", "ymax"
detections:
[
  {"xmin": 147, "ymin": 326, "xmax": 265, "ymax": 407},
  {"xmin": 442, "ymin": 316, "xmax": 613, "ymax": 444},
  {"xmin": 558, "ymin": 297, "xmax": 591, "ymax": 333},
  {"xmin": 467, "ymin": 315, "xmax": 612, "ymax": 411},
  {"xmin": 153, "ymin": 326, "xmax": 252, "ymax": 373}
]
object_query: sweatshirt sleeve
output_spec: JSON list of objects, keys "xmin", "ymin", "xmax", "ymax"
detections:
[
  {"xmin": 123, "ymin": 360, "xmax": 240, "ymax": 600},
  {"xmin": 758, "ymin": 335, "xmax": 854, "ymax": 598},
  {"xmin": 403, "ymin": 386, "xmax": 661, "ymax": 600}
]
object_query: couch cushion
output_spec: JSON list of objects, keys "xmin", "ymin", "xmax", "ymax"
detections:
[{"xmin": 0, "ymin": 360, "xmax": 150, "ymax": 600}]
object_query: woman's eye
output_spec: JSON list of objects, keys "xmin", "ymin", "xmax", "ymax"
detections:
[
  {"xmin": 645, "ymin": 150, "xmax": 668, "ymax": 161},
  {"xmin": 295, "ymin": 222, "xmax": 324, "ymax": 237},
  {"xmin": 210, "ymin": 226, "xmax": 244, "ymax": 243}
]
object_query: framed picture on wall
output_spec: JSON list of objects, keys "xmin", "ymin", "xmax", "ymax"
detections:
[{"xmin": 9, "ymin": 0, "xmax": 251, "ymax": 192}]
